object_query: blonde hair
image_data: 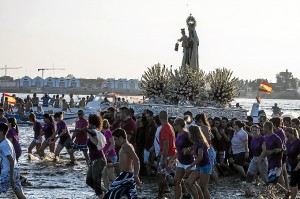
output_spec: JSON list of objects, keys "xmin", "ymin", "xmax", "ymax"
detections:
[
  {"xmin": 188, "ymin": 125, "xmax": 210, "ymax": 149},
  {"xmin": 102, "ymin": 119, "xmax": 110, "ymax": 130}
]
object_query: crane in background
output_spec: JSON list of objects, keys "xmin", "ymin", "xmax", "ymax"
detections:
[
  {"xmin": 38, "ymin": 68, "xmax": 65, "ymax": 78},
  {"xmin": 0, "ymin": 65, "xmax": 22, "ymax": 76}
]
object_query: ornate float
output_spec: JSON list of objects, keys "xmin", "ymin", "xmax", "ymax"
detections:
[{"xmin": 133, "ymin": 15, "xmax": 248, "ymax": 120}]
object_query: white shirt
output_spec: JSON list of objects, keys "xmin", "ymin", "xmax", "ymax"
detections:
[
  {"xmin": 231, "ymin": 129, "xmax": 248, "ymax": 154},
  {"xmin": 154, "ymin": 125, "xmax": 162, "ymax": 157},
  {"xmin": 0, "ymin": 138, "xmax": 18, "ymax": 173}
]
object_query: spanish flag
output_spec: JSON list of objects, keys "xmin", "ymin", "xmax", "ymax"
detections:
[
  {"xmin": 259, "ymin": 82, "xmax": 272, "ymax": 94},
  {"xmin": 3, "ymin": 93, "xmax": 16, "ymax": 105}
]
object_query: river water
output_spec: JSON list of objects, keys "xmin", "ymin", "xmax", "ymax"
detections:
[{"xmin": 1, "ymin": 95, "xmax": 300, "ymax": 198}]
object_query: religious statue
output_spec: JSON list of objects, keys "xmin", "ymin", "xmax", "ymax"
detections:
[{"xmin": 177, "ymin": 14, "xmax": 199, "ymax": 71}]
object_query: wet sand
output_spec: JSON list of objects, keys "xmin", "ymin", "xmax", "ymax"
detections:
[{"xmin": 0, "ymin": 127, "xmax": 295, "ymax": 199}]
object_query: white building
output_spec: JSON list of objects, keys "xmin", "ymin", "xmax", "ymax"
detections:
[
  {"xmin": 19, "ymin": 76, "xmax": 32, "ymax": 87},
  {"xmin": 44, "ymin": 77, "xmax": 56, "ymax": 87},
  {"xmin": 67, "ymin": 77, "xmax": 80, "ymax": 88},
  {"xmin": 101, "ymin": 78, "xmax": 140, "ymax": 91},
  {"xmin": 32, "ymin": 76, "xmax": 44, "ymax": 87},
  {"xmin": 127, "ymin": 79, "xmax": 140, "ymax": 90},
  {"xmin": 56, "ymin": 77, "xmax": 68, "ymax": 88}
]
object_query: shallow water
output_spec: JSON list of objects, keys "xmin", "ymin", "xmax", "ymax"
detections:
[{"xmin": 0, "ymin": 126, "xmax": 297, "ymax": 199}]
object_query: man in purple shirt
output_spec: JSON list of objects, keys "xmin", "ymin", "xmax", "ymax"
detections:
[{"xmin": 261, "ymin": 121, "xmax": 290, "ymax": 197}]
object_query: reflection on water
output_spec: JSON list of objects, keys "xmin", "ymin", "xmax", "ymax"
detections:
[{"xmin": 0, "ymin": 126, "xmax": 292, "ymax": 199}]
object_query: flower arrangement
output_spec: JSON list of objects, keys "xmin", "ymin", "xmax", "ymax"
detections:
[
  {"xmin": 168, "ymin": 65, "xmax": 205, "ymax": 105},
  {"xmin": 206, "ymin": 68, "xmax": 240, "ymax": 106},
  {"xmin": 140, "ymin": 64, "xmax": 239, "ymax": 106},
  {"xmin": 140, "ymin": 63, "xmax": 170, "ymax": 103}
]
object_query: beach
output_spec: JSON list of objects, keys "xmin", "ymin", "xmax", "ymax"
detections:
[{"xmin": 0, "ymin": 124, "xmax": 297, "ymax": 199}]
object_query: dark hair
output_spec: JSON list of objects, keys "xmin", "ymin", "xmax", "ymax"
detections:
[
  {"xmin": 112, "ymin": 128, "xmax": 127, "ymax": 139},
  {"xmin": 0, "ymin": 123, "xmax": 9, "ymax": 135},
  {"xmin": 194, "ymin": 114, "xmax": 210, "ymax": 128},
  {"xmin": 7, "ymin": 117, "xmax": 19, "ymax": 135},
  {"xmin": 285, "ymin": 127, "xmax": 299, "ymax": 138},
  {"xmin": 291, "ymin": 118, "xmax": 300, "ymax": 126},
  {"xmin": 119, "ymin": 107, "xmax": 130, "ymax": 116},
  {"xmin": 154, "ymin": 115, "xmax": 161, "ymax": 126},
  {"xmin": 0, "ymin": 108, "xmax": 4, "ymax": 112},
  {"xmin": 246, "ymin": 116, "xmax": 253, "ymax": 123},
  {"xmin": 144, "ymin": 109, "xmax": 154, "ymax": 117},
  {"xmin": 129, "ymin": 108, "xmax": 135, "ymax": 116},
  {"xmin": 184, "ymin": 111, "xmax": 193, "ymax": 118},
  {"xmin": 263, "ymin": 121, "xmax": 273, "ymax": 131},
  {"xmin": 283, "ymin": 117, "xmax": 291, "ymax": 123},
  {"xmin": 88, "ymin": 114, "xmax": 103, "ymax": 130},
  {"xmin": 107, "ymin": 107, "xmax": 115, "ymax": 112},
  {"xmin": 43, "ymin": 113, "xmax": 53, "ymax": 123},
  {"xmin": 78, "ymin": 110, "xmax": 84, "ymax": 114},
  {"xmin": 54, "ymin": 111, "xmax": 63, "ymax": 119},
  {"xmin": 234, "ymin": 120, "xmax": 245, "ymax": 128},
  {"xmin": 270, "ymin": 117, "xmax": 282, "ymax": 128},
  {"xmin": 221, "ymin": 117, "xmax": 229, "ymax": 123},
  {"xmin": 213, "ymin": 117, "xmax": 221, "ymax": 122},
  {"xmin": 29, "ymin": 112, "xmax": 37, "ymax": 122},
  {"xmin": 174, "ymin": 117, "xmax": 186, "ymax": 128}
]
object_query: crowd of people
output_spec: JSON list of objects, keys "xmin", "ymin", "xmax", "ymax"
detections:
[
  {"xmin": 1, "ymin": 94, "xmax": 300, "ymax": 199},
  {"xmin": 0, "ymin": 93, "xmax": 96, "ymax": 115}
]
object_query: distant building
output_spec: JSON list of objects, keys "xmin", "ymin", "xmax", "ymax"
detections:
[
  {"xmin": 44, "ymin": 77, "xmax": 56, "ymax": 87},
  {"xmin": 32, "ymin": 76, "xmax": 44, "ymax": 87},
  {"xmin": 0, "ymin": 76, "xmax": 17, "ymax": 87},
  {"xmin": 56, "ymin": 77, "xmax": 68, "ymax": 88},
  {"xmin": 19, "ymin": 76, "xmax": 32, "ymax": 87},
  {"xmin": 101, "ymin": 78, "xmax": 140, "ymax": 91},
  {"xmin": 67, "ymin": 77, "xmax": 80, "ymax": 88}
]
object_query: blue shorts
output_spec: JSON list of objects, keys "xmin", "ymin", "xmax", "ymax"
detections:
[
  {"xmin": 0, "ymin": 167, "xmax": 22, "ymax": 193},
  {"xmin": 267, "ymin": 167, "xmax": 282, "ymax": 184},
  {"xmin": 197, "ymin": 164, "xmax": 212, "ymax": 174},
  {"xmin": 208, "ymin": 146, "xmax": 216, "ymax": 166}
]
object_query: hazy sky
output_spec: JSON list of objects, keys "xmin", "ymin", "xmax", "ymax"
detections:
[{"xmin": 1, "ymin": 0, "xmax": 300, "ymax": 82}]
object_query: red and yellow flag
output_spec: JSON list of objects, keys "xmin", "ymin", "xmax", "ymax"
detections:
[
  {"xmin": 3, "ymin": 93, "xmax": 16, "ymax": 105},
  {"xmin": 259, "ymin": 82, "xmax": 272, "ymax": 94}
]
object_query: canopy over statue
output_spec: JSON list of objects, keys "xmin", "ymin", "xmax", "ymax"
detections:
[{"xmin": 177, "ymin": 14, "xmax": 199, "ymax": 71}]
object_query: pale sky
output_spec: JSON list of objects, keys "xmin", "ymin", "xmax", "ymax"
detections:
[{"xmin": 1, "ymin": 0, "xmax": 300, "ymax": 82}]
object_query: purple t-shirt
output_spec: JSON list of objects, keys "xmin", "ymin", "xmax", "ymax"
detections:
[
  {"xmin": 56, "ymin": 120, "xmax": 70, "ymax": 141},
  {"xmin": 6, "ymin": 128, "xmax": 22, "ymax": 156},
  {"xmin": 195, "ymin": 141, "xmax": 210, "ymax": 166},
  {"xmin": 250, "ymin": 136, "xmax": 264, "ymax": 157},
  {"xmin": 175, "ymin": 132, "xmax": 194, "ymax": 165},
  {"xmin": 286, "ymin": 138, "xmax": 300, "ymax": 169},
  {"xmin": 33, "ymin": 121, "xmax": 42, "ymax": 139},
  {"xmin": 264, "ymin": 133, "xmax": 283, "ymax": 169},
  {"xmin": 103, "ymin": 130, "xmax": 117, "ymax": 157},
  {"xmin": 87, "ymin": 139, "xmax": 104, "ymax": 161},
  {"xmin": 274, "ymin": 128, "xmax": 286, "ymax": 144},
  {"xmin": 43, "ymin": 122, "xmax": 55, "ymax": 139}
]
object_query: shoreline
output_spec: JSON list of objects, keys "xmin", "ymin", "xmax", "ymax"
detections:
[
  {"xmin": 2, "ymin": 88, "xmax": 300, "ymax": 100},
  {"xmin": 1, "ymin": 87, "xmax": 141, "ymax": 96}
]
